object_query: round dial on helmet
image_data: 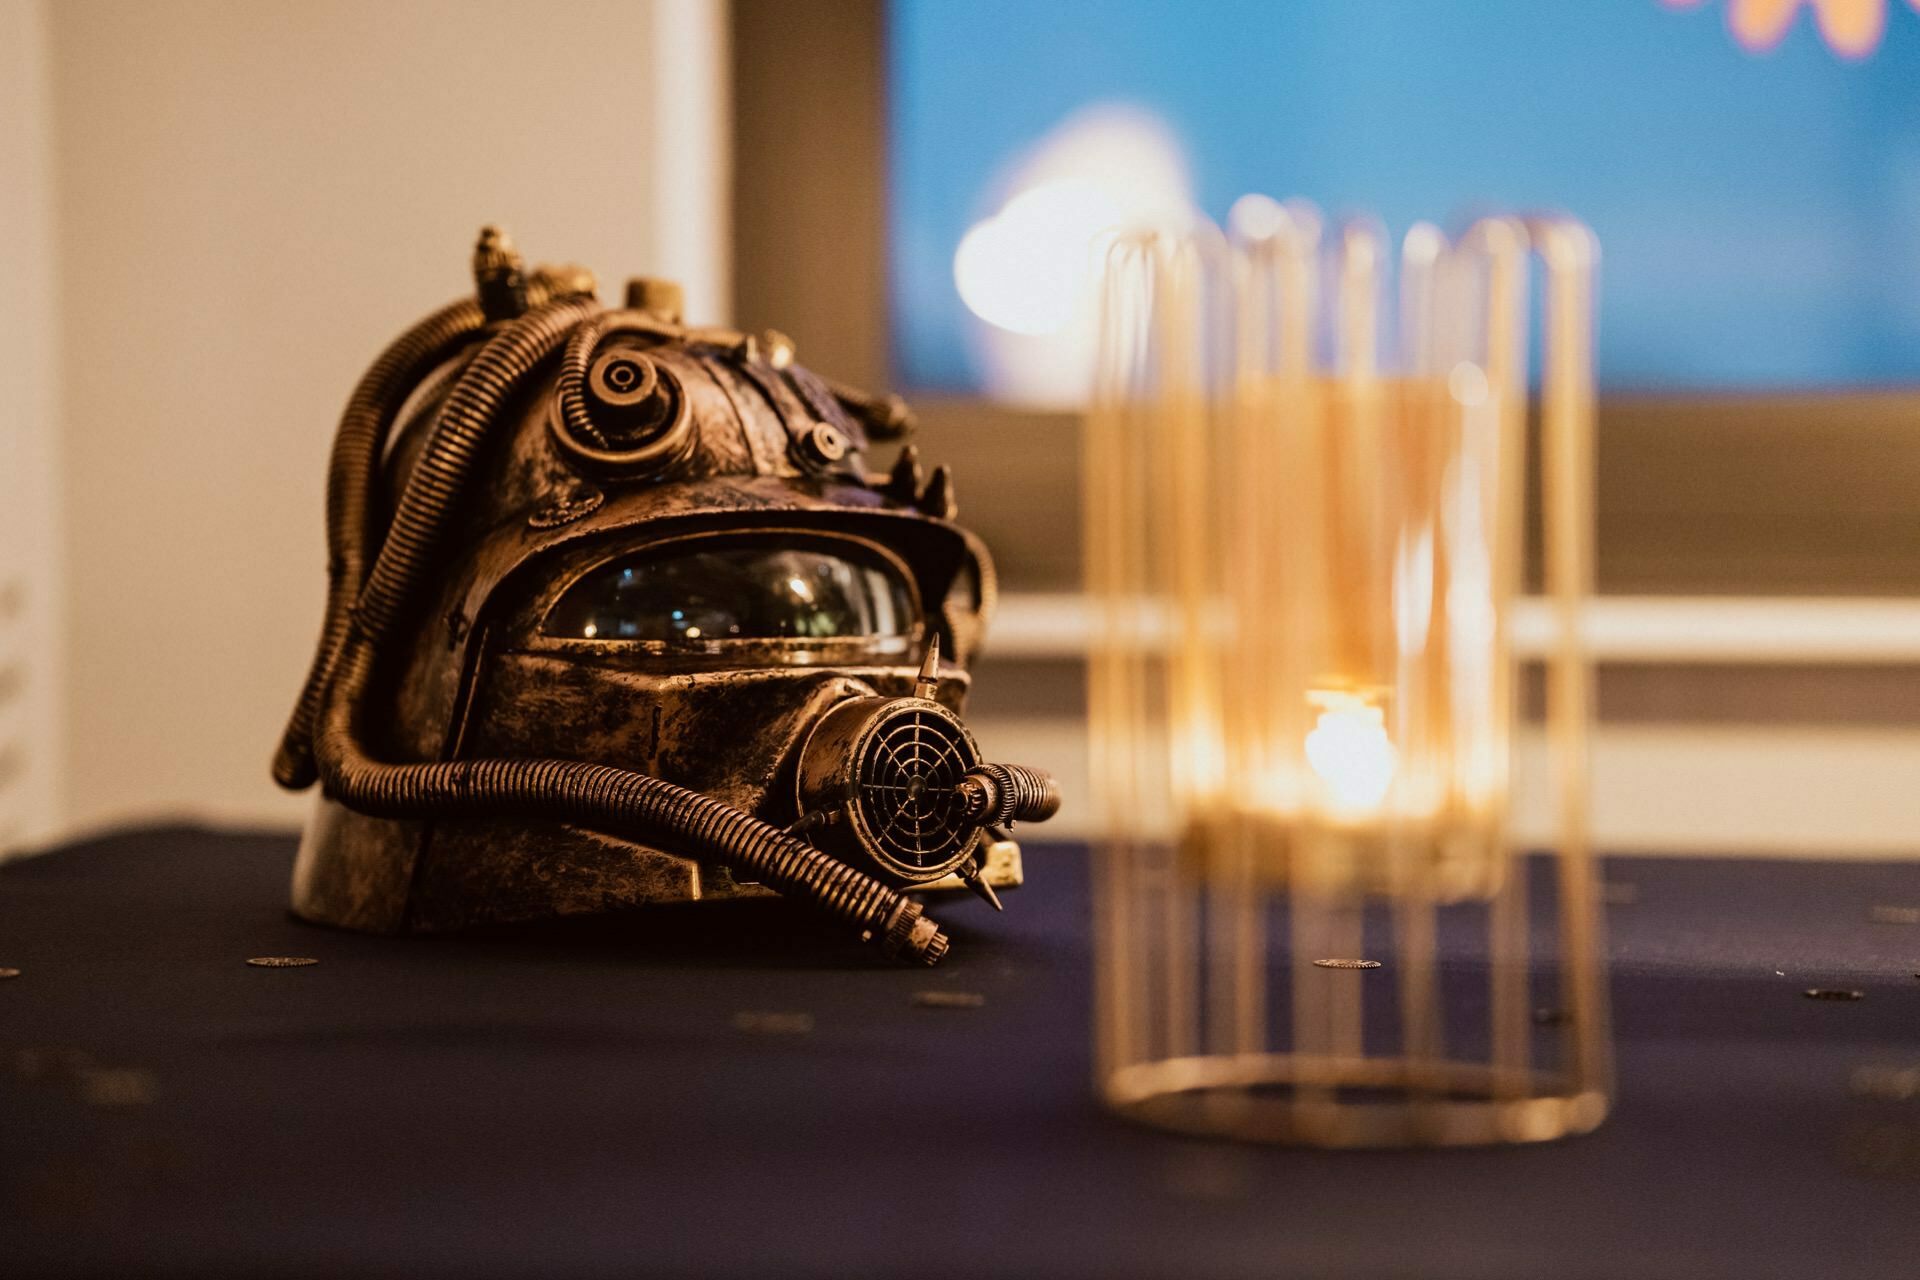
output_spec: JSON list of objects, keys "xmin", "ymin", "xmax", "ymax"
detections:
[{"xmin": 550, "ymin": 322, "xmax": 696, "ymax": 476}]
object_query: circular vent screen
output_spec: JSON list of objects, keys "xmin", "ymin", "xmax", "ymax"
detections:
[{"xmin": 854, "ymin": 705, "xmax": 980, "ymax": 875}]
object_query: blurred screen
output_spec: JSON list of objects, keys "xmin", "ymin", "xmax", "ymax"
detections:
[{"xmin": 888, "ymin": 0, "xmax": 1920, "ymax": 402}]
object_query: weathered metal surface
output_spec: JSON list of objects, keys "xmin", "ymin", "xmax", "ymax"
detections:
[{"xmin": 280, "ymin": 231, "xmax": 1057, "ymax": 951}]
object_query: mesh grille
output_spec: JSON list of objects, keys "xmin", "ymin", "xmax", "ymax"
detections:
[{"xmin": 855, "ymin": 706, "xmax": 977, "ymax": 872}]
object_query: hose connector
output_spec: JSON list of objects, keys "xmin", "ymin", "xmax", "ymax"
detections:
[
  {"xmin": 957, "ymin": 763, "xmax": 1062, "ymax": 826},
  {"xmin": 878, "ymin": 899, "xmax": 950, "ymax": 966}
]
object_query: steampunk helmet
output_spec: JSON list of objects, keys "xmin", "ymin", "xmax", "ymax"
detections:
[{"xmin": 272, "ymin": 228, "xmax": 1058, "ymax": 964}]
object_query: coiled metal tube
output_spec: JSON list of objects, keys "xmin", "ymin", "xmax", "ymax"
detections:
[
  {"xmin": 275, "ymin": 270, "xmax": 596, "ymax": 789},
  {"xmin": 271, "ymin": 296, "xmax": 488, "ymax": 789},
  {"xmin": 351, "ymin": 297, "xmax": 596, "ymax": 639}
]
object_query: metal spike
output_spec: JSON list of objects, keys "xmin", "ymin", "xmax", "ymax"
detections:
[
  {"xmin": 887, "ymin": 445, "xmax": 924, "ymax": 501},
  {"xmin": 957, "ymin": 860, "xmax": 1004, "ymax": 912},
  {"xmin": 918, "ymin": 464, "xmax": 957, "ymax": 520},
  {"xmin": 914, "ymin": 633, "xmax": 941, "ymax": 701}
]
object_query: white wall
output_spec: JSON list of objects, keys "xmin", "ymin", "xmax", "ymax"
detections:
[
  {"xmin": 0, "ymin": 0, "xmax": 63, "ymax": 849},
  {"xmin": 14, "ymin": 0, "xmax": 726, "ymax": 838}
]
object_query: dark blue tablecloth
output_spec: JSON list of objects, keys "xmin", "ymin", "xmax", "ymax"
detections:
[{"xmin": 3, "ymin": 827, "xmax": 1918, "ymax": 1278}]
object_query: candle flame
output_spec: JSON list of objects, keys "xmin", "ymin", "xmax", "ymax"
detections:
[{"xmin": 1303, "ymin": 691, "xmax": 1398, "ymax": 815}]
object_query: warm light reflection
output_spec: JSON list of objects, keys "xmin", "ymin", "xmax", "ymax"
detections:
[
  {"xmin": 1664, "ymin": 0, "xmax": 1913, "ymax": 59},
  {"xmin": 1447, "ymin": 360, "xmax": 1489, "ymax": 407},
  {"xmin": 1302, "ymin": 691, "xmax": 1398, "ymax": 815},
  {"xmin": 1226, "ymin": 193, "xmax": 1290, "ymax": 241},
  {"xmin": 954, "ymin": 178, "xmax": 1124, "ymax": 335},
  {"xmin": 951, "ymin": 105, "xmax": 1194, "ymax": 405}
]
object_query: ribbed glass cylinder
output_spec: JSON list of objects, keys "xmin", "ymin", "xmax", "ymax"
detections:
[{"xmin": 1086, "ymin": 203, "xmax": 1610, "ymax": 1147}]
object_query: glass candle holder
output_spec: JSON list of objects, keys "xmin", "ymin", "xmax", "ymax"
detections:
[{"xmin": 1085, "ymin": 203, "xmax": 1610, "ymax": 1147}]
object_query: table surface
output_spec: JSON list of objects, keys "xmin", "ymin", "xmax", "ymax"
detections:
[{"xmin": 4, "ymin": 827, "xmax": 1920, "ymax": 1279}]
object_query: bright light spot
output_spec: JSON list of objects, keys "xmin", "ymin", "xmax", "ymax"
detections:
[
  {"xmin": 1812, "ymin": 0, "xmax": 1887, "ymax": 58},
  {"xmin": 1672, "ymin": 0, "xmax": 1888, "ymax": 60},
  {"xmin": 786, "ymin": 575, "xmax": 815, "ymax": 602},
  {"xmin": 582, "ymin": 622, "xmax": 598, "ymax": 639},
  {"xmin": 685, "ymin": 626, "xmax": 702, "ymax": 639},
  {"xmin": 1304, "ymin": 692, "xmax": 1398, "ymax": 815},
  {"xmin": 952, "ymin": 104, "xmax": 1195, "ymax": 405},
  {"xmin": 1394, "ymin": 527, "xmax": 1435, "ymax": 657},
  {"xmin": 1448, "ymin": 361, "xmax": 1489, "ymax": 407},
  {"xmin": 1402, "ymin": 220, "xmax": 1446, "ymax": 265},
  {"xmin": 1228, "ymin": 193, "xmax": 1289, "ymax": 242},
  {"xmin": 954, "ymin": 178, "xmax": 1125, "ymax": 336}
]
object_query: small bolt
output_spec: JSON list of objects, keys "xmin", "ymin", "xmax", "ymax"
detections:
[
  {"xmin": 804, "ymin": 423, "xmax": 847, "ymax": 464},
  {"xmin": 1312, "ymin": 958, "xmax": 1382, "ymax": 970},
  {"xmin": 912, "ymin": 991, "xmax": 985, "ymax": 1009},
  {"xmin": 762, "ymin": 329, "xmax": 796, "ymax": 369},
  {"xmin": 624, "ymin": 276, "xmax": 685, "ymax": 324},
  {"xmin": 588, "ymin": 349, "xmax": 660, "ymax": 411}
]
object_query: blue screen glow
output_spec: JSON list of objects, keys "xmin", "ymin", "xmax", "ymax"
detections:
[{"xmin": 889, "ymin": 0, "xmax": 1920, "ymax": 394}]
